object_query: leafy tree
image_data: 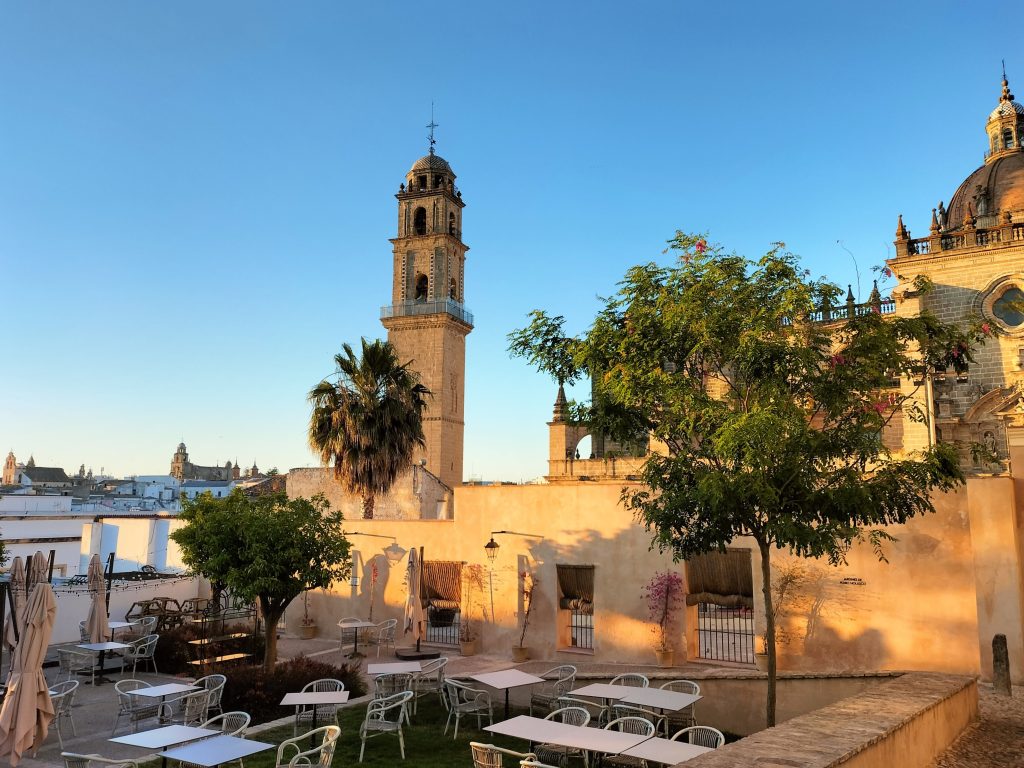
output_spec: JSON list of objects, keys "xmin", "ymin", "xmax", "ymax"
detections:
[
  {"xmin": 509, "ymin": 233, "xmax": 987, "ymax": 727},
  {"xmin": 307, "ymin": 338, "xmax": 430, "ymax": 519},
  {"xmin": 172, "ymin": 489, "xmax": 351, "ymax": 672}
]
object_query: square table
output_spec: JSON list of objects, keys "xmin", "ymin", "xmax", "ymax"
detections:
[
  {"xmin": 366, "ymin": 661, "xmax": 422, "ymax": 675},
  {"xmin": 76, "ymin": 641, "xmax": 131, "ymax": 685},
  {"xmin": 337, "ymin": 619, "xmax": 377, "ymax": 657},
  {"xmin": 280, "ymin": 690, "xmax": 350, "ymax": 734},
  {"xmin": 161, "ymin": 734, "xmax": 274, "ymax": 767},
  {"xmin": 620, "ymin": 736, "xmax": 713, "ymax": 765},
  {"xmin": 485, "ymin": 715, "xmax": 651, "ymax": 755},
  {"xmin": 619, "ymin": 688, "xmax": 701, "ymax": 712},
  {"xmin": 470, "ymin": 668, "xmax": 546, "ymax": 718},
  {"xmin": 110, "ymin": 723, "xmax": 220, "ymax": 768},
  {"xmin": 131, "ymin": 683, "xmax": 202, "ymax": 699},
  {"xmin": 108, "ymin": 620, "xmax": 137, "ymax": 631}
]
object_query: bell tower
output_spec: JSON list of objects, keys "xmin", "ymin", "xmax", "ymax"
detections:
[{"xmin": 381, "ymin": 131, "xmax": 473, "ymax": 489}]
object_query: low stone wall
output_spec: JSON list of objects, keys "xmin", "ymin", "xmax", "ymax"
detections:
[{"xmin": 683, "ymin": 672, "xmax": 977, "ymax": 768}]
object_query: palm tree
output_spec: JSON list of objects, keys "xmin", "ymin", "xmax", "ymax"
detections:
[{"xmin": 308, "ymin": 339, "xmax": 430, "ymax": 519}]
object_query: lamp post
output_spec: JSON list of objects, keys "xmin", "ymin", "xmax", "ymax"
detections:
[{"xmin": 483, "ymin": 531, "xmax": 543, "ymax": 636}]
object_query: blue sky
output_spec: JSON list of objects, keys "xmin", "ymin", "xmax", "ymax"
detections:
[{"xmin": 0, "ymin": 1, "xmax": 1009, "ymax": 481}]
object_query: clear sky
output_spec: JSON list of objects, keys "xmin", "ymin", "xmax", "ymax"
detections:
[{"xmin": 0, "ymin": 1, "xmax": 1011, "ymax": 482}]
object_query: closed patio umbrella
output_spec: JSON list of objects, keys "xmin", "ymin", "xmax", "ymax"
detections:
[
  {"xmin": 0, "ymin": 582, "xmax": 56, "ymax": 766},
  {"xmin": 25, "ymin": 554, "xmax": 46, "ymax": 594},
  {"xmin": 403, "ymin": 548, "xmax": 424, "ymax": 647},
  {"xmin": 84, "ymin": 554, "xmax": 110, "ymax": 644},
  {"xmin": 3, "ymin": 559, "xmax": 26, "ymax": 651}
]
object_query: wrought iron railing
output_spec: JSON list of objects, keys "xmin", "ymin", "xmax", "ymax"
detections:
[
  {"xmin": 568, "ymin": 609, "xmax": 594, "ymax": 650},
  {"xmin": 425, "ymin": 607, "xmax": 461, "ymax": 645},
  {"xmin": 381, "ymin": 299, "xmax": 474, "ymax": 326},
  {"xmin": 696, "ymin": 603, "xmax": 754, "ymax": 664}
]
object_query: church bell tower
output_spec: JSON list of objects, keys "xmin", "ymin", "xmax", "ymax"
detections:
[{"xmin": 380, "ymin": 130, "xmax": 473, "ymax": 489}]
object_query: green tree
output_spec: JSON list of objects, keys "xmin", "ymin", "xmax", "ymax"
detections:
[
  {"xmin": 510, "ymin": 233, "xmax": 987, "ymax": 727},
  {"xmin": 172, "ymin": 489, "xmax": 351, "ymax": 672},
  {"xmin": 307, "ymin": 338, "xmax": 430, "ymax": 519}
]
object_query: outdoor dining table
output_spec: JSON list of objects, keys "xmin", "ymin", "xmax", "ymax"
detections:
[
  {"xmin": 470, "ymin": 668, "xmax": 546, "ymax": 718},
  {"xmin": 131, "ymin": 682, "xmax": 202, "ymax": 721},
  {"xmin": 110, "ymin": 723, "xmax": 220, "ymax": 768},
  {"xmin": 366, "ymin": 661, "xmax": 422, "ymax": 675},
  {"xmin": 76, "ymin": 640, "xmax": 131, "ymax": 685},
  {"xmin": 619, "ymin": 736, "xmax": 713, "ymax": 764},
  {"xmin": 160, "ymin": 733, "xmax": 274, "ymax": 768},
  {"xmin": 485, "ymin": 714, "xmax": 652, "ymax": 759},
  {"xmin": 280, "ymin": 689, "xmax": 350, "ymax": 744},
  {"xmin": 337, "ymin": 619, "xmax": 377, "ymax": 658}
]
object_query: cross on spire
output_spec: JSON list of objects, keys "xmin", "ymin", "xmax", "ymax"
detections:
[{"xmin": 426, "ymin": 102, "xmax": 438, "ymax": 155}]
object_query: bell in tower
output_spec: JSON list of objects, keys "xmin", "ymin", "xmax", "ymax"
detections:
[{"xmin": 381, "ymin": 120, "xmax": 473, "ymax": 490}]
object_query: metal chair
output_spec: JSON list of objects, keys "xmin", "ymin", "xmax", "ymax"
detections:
[
  {"xmin": 122, "ymin": 634, "xmax": 159, "ymax": 675},
  {"xmin": 78, "ymin": 621, "xmax": 91, "ymax": 643},
  {"xmin": 120, "ymin": 616, "xmax": 157, "ymax": 642},
  {"xmin": 601, "ymin": 716, "xmax": 657, "ymax": 768},
  {"xmin": 443, "ymin": 679, "xmax": 493, "ymax": 739},
  {"xmin": 194, "ymin": 674, "xmax": 227, "ymax": 715},
  {"xmin": 536, "ymin": 706, "xmax": 590, "ymax": 768},
  {"xmin": 368, "ymin": 618, "xmax": 398, "ymax": 657},
  {"xmin": 520, "ymin": 762, "xmax": 561, "ymax": 768},
  {"xmin": 51, "ymin": 680, "xmax": 80, "ymax": 747},
  {"xmin": 276, "ymin": 725, "xmax": 341, "ymax": 768},
  {"xmin": 609, "ymin": 673, "xmax": 649, "ymax": 688},
  {"xmin": 659, "ymin": 679, "xmax": 700, "ymax": 734},
  {"xmin": 293, "ymin": 678, "xmax": 345, "ymax": 736},
  {"xmin": 469, "ymin": 742, "xmax": 537, "ymax": 768},
  {"xmin": 62, "ymin": 753, "xmax": 138, "ymax": 768},
  {"xmin": 111, "ymin": 680, "xmax": 159, "ymax": 735},
  {"xmin": 58, "ymin": 648, "xmax": 96, "ymax": 687},
  {"xmin": 184, "ymin": 712, "xmax": 251, "ymax": 768},
  {"xmin": 530, "ymin": 665, "xmax": 577, "ymax": 715},
  {"xmin": 337, "ymin": 616, "xmax": 361, "ymax": 652},
  {"xmin": 411, "ymin": 656, "xmax": 448, "ymax": 716},
  {"xmin": 159, "ymin": 689, "xmax": 211, "ymax": 726},
  {"xmin": 358, "ymin": 690, "xmax": 413, "ymax": 762},
  {"xmin": 557, "ymin": 695, "xmax": 609, "ymax": 727},
  {"xmin": 611, "ymin": 702, "xmax": 664, "ymax": 738},
  {"xmin": 670, "ymin": 725, "xmax": 725, "ymax": 749}
]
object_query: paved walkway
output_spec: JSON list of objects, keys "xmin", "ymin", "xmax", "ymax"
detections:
[{"xmin": 930, "ymin": 683, "xmax": 1024, "ymax": 768}]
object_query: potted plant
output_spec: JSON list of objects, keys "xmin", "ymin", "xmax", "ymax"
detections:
[
  {"xmin": 298, "ymin": 590, "xmax": 318, "ymax": 639},
  {"xmin": 460, "ymin": 564, "xmax": 485, "ymax": 656},
  {"xmin": 643, "ymin": 571, "xmax": 684, "ymax": 667},
  {"xmin": 512, "ymin": 568, "xmax": 538, "ymax": 662}
]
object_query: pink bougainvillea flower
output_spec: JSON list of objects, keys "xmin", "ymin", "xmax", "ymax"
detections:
[
  {"xmin": 695, "ymin": 239, "xmax": 707, "ymax": 254},
  {"xmin": 829, "ymin": 353, "xmax": 846, "ymax": 368},
  {"xmin": 981, "ymin": 323, "xmax": 992, "ymax": 336},
  {"xmin": 882, "ymin": 266, "xmax": 893, "ymax": 278}
]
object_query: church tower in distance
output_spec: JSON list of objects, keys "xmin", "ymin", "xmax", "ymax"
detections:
[{"xmin": 380, "ymin": 138, "xmax": 473, "ymax": 490}]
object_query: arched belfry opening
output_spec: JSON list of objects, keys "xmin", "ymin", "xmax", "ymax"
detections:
[
  {"xmin": 448, "ymin": 211, "xmax": 456, "ymax": 234},
  {"xmin": 414, "ymin": 274, "xmax": 429, "ymax": 301},
  {"xmin": 449, "ymin": 278, "xmax": 457, "ymax": 300},
  {"xmin": 413, "ymin": 207, "xmax": 427, "ymax": 236}
]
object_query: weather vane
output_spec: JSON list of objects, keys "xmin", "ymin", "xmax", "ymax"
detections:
[{"xmin": 426, "ymin": 102, "xmax": 438, "ymax": 154}]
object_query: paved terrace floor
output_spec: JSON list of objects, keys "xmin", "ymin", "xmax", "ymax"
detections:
[{"xmin": 929, "ymin": 683, "xmax": 1024, "ymax": 768}]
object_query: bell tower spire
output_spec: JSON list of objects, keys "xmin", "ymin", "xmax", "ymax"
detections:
[
  {"xmin": 985, "ymin": 65, "xmax": 1024, "ymax": 162},
  {"xmin": 381, "ymin": 127, "xmax": 473, "ymax": 489}
]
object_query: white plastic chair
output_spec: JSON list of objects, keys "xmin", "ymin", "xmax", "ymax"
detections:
[
  {"xmin": 51, "ymin": 680, "xmax": 80, "ymax": 747},
  {"xmin": 293, "ymin": 678, "xmax": 345, "ymax": 736},
  {"xmin": 111, "ymin": 680, "xmax": 158, "ymax": 735},
  {"xmin": 530, "ymin": 665, "xmax": 577, "ymax": 715},
  {"xmin": 443, "ymin": 680, "xmax": 492, "ymax": 739},
  {"xmin": 358, "ymin": 690, "xmax": 413, "ymax": 762},
  {"xmin": 276, "ymin": 725, "xmax": 340, "ymax": 768},
  {"xmin": 671, "ymin": 725, "xmax": 725, "ymax": 748}
]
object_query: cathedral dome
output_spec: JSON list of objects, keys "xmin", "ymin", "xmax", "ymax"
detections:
[
  {"xmin": 409, "ymin": 152, "xmax": 454, "ymax": 176},
  {"xmin": 947, "ymin": 152, "xmax": 1024, "ymax": 227},
  {"xmin": 990, "ymin": 99, "xmax": 1024, "ymax": 119}
]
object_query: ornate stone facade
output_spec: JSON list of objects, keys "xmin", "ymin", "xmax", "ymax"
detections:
[{"xmin": 169, "ymin": 442, "xmax": 237, "ymax": 482}]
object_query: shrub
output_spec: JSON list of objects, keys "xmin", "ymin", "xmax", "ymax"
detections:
[
  {"xmin": 220, "ymin": 656, "xmax": 367, "ymax": 724},
  {"xmin": 152, "ymin": 622, "xmax": 266, "ymax": 676}
]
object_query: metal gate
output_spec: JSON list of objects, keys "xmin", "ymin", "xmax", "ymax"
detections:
[
  {"xmin": 697, "ymin": 603, "xmax": 754, "ymax": 664},
  {"xmin": 425, "ymin": 607, "xmax": 460, "ymax": 645}
]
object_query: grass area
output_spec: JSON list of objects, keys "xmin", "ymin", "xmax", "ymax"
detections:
[{"xmin": 239, "ymin": 696, "xmax": 526, "ymax": 768}]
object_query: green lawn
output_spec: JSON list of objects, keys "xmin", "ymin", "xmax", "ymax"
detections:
[{"xmin": 240, "ymin": 696, "xmax": 528, "ymax": 768}]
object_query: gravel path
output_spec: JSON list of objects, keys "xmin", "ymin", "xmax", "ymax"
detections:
[{"xmin": 930, "ymin": 684, "xmax": 1024, "ymax": 768}]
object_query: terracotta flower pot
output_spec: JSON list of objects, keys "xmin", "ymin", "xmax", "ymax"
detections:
[
  {"xmin": 460, "ymin": 639, "xmax": 478, "ymax": 656},
  {"xmin": 754, "ymin": 652, "xmax": 769, "ymax": 672},
  {"xmin": 298, "ymin": 621, "xmax": 318, "ymax": 640},
  {"xmin": 655, "ymin": 649, "xmax": 675, "ymax": 667},
  {"xmin": 511, "ymin": 645, "xmax": 530, "ymax": 663}
]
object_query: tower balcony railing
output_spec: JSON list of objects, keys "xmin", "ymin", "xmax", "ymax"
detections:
[{"xmin": 380, "ymin": 299, "xmax": 474, "ymax": 326}]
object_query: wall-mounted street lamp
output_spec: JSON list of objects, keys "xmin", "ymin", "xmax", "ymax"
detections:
[
  {"xmin": 484, "ymin": 530, "xmax": 543, "ymax": 562},
  {"xmin": 346, "ymin": 531, "xmax": 408, "ymax": 565}
]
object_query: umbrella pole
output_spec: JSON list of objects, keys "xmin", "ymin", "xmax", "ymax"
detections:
[
  {"xmin": 104, "ymin": 553, "xmax": 115, "ymax": 612},
  {"xmin": 46, "ymin": 550, "xmax": 55, "ymax": 583}
]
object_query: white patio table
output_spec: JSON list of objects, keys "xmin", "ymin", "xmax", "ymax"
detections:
[
  {"xmin": 76, "ymin": 641, "xmax": 131, "ymax": 684},
  {"xmin": 485, "ymin": 714, "xmax": 652, "ymax": 754},
  {"xmin": 620, "ymin": 736, "xmax": 713, "ymax": 764},
  {"xmin": 470, "ymin": 668, "xmax": 546, "ymax": 718},
  {"xmin": 110, "ymin": 723, "xmax": 219, "ymax": 768},
  {"xmin": 161, "ymin": 734, "xmax": 274, "ymax": 768},
  {"xmin": 619, "ymin": 687, "xmax": 702, "ymax": 731},
  {"xmin": 280, "ymin": 689, "xmax": 351, "ymax": 735},
  {"xmin": 337, "ymin": 619, "xmax": 377, "ymax": 658},
  {"xmin": 366, "ymin": 661, "xmax": 422, "ymax": 675}
]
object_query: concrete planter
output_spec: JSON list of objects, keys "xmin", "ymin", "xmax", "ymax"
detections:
[
  {"xmin": 511, "ymin": 645, "xmax": 530, "ymax": 663},
  {"xmin": 655, "ymin": 649, "xmax": 675, "ymax": 667},
  {"xmin": 460, "ymin": 639, "xmax": 478, "ymax": 656},
  {"xmin": 298, "ymin": 621, "xmax": 318, "ymax": 640}
]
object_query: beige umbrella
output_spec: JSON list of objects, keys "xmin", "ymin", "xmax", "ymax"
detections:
[
  {"xmin": 3, "ymin": 559, "xmax": 26, "ymax": 651},
  {"xmin": 84, "ymin": 554, "xmax": 110, "ymax": 644},
  {"xmin": 403, "ymin": 548, "xmax": 425, "ymax": 646},
  {"xmin": 25, "ymin": 554, "xmax": 46, "ymax": 594},
  {"xmin": 0, "ymin": 582, "xmax": 56, "ymax": 766}
]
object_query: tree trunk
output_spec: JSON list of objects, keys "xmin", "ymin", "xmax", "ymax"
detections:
[
  {"xmin": 758, "ymin": 538, "xmax": 777, "ymax": 728},
  {"xmin": 262, "ymin": 600, "xmax": 284, "ymax": 674},
  {"xmin": 362, "ymin": 495, "xmax": 374, "ymax": 520}
]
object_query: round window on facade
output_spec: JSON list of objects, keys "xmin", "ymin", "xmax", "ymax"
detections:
[{"xmin": 982, "ymin": 277, "xmax": 1024, "ymax": 335}]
